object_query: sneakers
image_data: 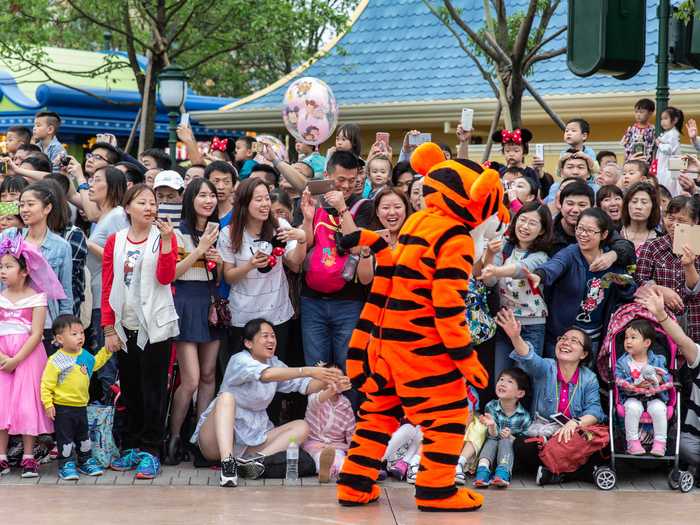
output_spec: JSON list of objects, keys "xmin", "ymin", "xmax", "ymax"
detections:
[
  {"xmin": 406, "ymin": 462, "xmax": 419, "ymax": 485},
  {"xmin": 111, "ymin": 449, "xmax": 141, "ymax": 471},
  {"xmin": 535, "ymin": 465, "xmax": 561, "ymax": 486},
  {"xmin": 77, "ymin": 457, "xmax": 104, "ymax": 476},
  {"xmin": 220, "ymin": 455, "xmax": 238, "ymax": 487},
  {"xmin": 388, "ymin": 459, "xmax": 409, "ymax": 480},
  {"xmin": 0, "ymin": 459, "xmax": 9, "ymax": 476},
  {"xmin": 236, "ymin": 456, "xmax": 265, "ymax": 480},
  {"xmin": 491, "ymin": 466, "xmax": 510, "ymax": 488},
  {"xmin": 58, "ymin": 461, "xmax": 80, "ymax": 481},
  {"xmin": 20, "ymin": 457, "xmax": 39, "ymax": 478},
  {"xmin": 318, "ymin": 447, "xmax": 336, "ymax": 483},
  {"xmin": 650, "ymin": 439, "xmax": 666, "ymax": 457},
  {"xmin": 626, "ymin": 439, "xmax": 645, "ymax": 456},
  {"xmin": 135, "ymin": 452, "xmax": 161, "ymax": 479},
  {"xmin": 473, "ymin": 466, "xmax": 491, "ymax": 488},
  {"xmin": 455, "ymin": 465, "xmax": 466, "ymax": 486}
]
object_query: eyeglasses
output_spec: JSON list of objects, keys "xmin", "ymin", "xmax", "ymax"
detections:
[
  {"xmin": 575, "ymin": 226, "xmax": 601, "ymax": 236},
  {"xmin": 86, "ymin": 152, "xmax": 108, "ymax": 163},
  {"xmin": 517, "ymin": 217, "xmax": 542, "ymax": 229},
  {"xmin": 557, "ymin": 335, "xmax": 584, "ymax": 347}
]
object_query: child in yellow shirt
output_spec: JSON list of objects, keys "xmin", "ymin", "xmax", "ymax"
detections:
[{"xmin": 40, "ymin": 315, "xmax": 117, "ymax": 480}]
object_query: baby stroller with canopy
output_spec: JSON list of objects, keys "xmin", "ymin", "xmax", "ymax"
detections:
[{"xmin": 595, "ymin": 303, "xmax": 695, "ymax": 492}]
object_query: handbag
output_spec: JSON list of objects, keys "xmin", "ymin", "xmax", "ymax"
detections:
[
  {"xmin": 537, "ymin": 424, "xmax": 609, "ymax": 475},
  {"xmin": 205, "ymin": 267, "xmax": 231, "ymax": 329},
  {"xmin": 87, "ymin": 381, "xmax": 120, "ymax": 468}
]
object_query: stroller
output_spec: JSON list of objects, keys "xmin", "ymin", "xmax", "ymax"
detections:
[{"xmin": 594, "ymin": 303, "xmax": 695, "ymax": 492}]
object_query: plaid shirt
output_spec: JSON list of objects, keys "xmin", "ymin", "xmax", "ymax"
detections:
[
  {"xmin": 484, "ymin": 399, "xmax": 532, "ymax": 437},
  {"xmin": 63, "ymin": 225, "xmax": 88, "ymax": 315},
  {"xmin": 635, "ymin": 234, "xmax": 700, "ymax": 342}
]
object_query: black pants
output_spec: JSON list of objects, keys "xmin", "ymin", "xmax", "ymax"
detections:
[
  {"xmin": 116, "ymin": 329, "xmax": 171, "ymax": 458},
  {"xmin": 55, "ymin": 405, "xmax": 91, "ymax": 468}
]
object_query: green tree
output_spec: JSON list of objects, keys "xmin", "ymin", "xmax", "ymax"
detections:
[{"xmin": 0, "ymin": 0, "xmax": 357, "ymax": 151}]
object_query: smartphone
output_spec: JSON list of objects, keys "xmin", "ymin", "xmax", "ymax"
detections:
[
  {"xmin": 408, "ymin": 133, "xmax": 431, "ymax": 146},
  {"xmin": 205, "ymin": 221, "xmax": 219, "ymax": 235},
  {"xmin": 534, "ymin": 144, "xmax": 544, "ymax": 161},
  {"xmin": 461, "ymin": 108, "xmax": 474, "ymax": 130},
  {"xmin": 375, "ymin": 229, "xmax": 392, "ymax": 244},
  {"xmin": 179, "ymin": 112, "xmax": 190, "ymax": 128},
  {"xmin": 550, "ymin": 413, "xmax": 572, "ymax": 427},
  {"xmin": 632, "ymin": 142, "xmax": 646, "ymax": 156},
  {"xmin": 306, "ymin": 179, "xmax": 335, "ymax": 195},
  {"xmin": 673, "ymin": 223, "xmax": 700, "ymax": 256},
  {"xmin": 251, "ymin": 141, "xmax": 263, "ymax": 153},
  {"xmin": 376, "ymin": 132, "xmax": 390, "ymax": 149},
  {"xmin": 669, "ymin": 156, "xmax": 688, "ymax": 171},
  {"xmin": 157, "ymin": 203, "xmax": 182, "ymax": 229}
]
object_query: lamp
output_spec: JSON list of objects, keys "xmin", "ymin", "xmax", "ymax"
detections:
[{"xmin": 158, "ymin": 64, "xmax": 188, "ymax": 167}]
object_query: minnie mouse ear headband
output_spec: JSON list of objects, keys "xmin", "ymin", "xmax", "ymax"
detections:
[
  {"xmin": 491, "ymin": 128, "xmax": 533, "ymax": 146},
  {"xmin": 0, "ymin": 234, "xmax": 67, "ymax": 300}
]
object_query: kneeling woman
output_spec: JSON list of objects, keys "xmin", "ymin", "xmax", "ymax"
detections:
[{"xmin": 192, "ymin": 318, "xmax": 343, "ymax": 487}]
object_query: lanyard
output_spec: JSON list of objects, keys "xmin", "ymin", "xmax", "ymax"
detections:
[{"xmin": 555, "ymin": 378, "xmax": 580, "ymax": 416}]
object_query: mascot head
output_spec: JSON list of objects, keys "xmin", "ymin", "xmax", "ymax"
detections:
[{"xmin": 410, "ymin": 142, "xmax": 509, "ymax": 229}]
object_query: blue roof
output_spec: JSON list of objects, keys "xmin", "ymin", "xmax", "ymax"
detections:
[{"xmin": 233, "ymin": 0, "xmax": 700, "ymax": 111}]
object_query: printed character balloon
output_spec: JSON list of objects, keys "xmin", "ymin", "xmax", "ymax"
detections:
[
  {"xmin": 282, "ymin": 77, "xmax": 338, "ymax": 146},
  {"xmin": 255, "ymin": 134, "xmax": 288, "ymax": 163}
]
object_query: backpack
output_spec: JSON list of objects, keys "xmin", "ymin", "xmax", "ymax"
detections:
[
  {"xmin": 261, "ymin": 447, "xmax": 317, "ymax": 478},
  {"xmin": 304, "ymin": 199, "xmax": 366, "ymax": 294},
  {"xmin": 537, "ymin": 424, "xmax": 609, "ymax": 474},
  {"xmin": 465, "ymin": 278, "xmax": 496, "ymax": 345}
]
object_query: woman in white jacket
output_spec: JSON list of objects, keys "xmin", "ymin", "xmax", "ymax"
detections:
[
  {"xmin": 101, "ymin": 184, "xmax": 179, "ymax": 479},
  {"xmin": 655, "ymin": 106, "xmax": 683, "ymax": 196}
]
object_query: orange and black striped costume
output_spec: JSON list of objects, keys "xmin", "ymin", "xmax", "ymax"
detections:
[{"xmin": 337, "ymin": 143, "xmax": 509, "ymax": 512}]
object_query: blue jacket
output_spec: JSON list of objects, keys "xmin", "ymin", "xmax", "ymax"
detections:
[
  {"xmin": 511, "ymin": 343, "xmax": 606, "ymax": 422},
  {"xmin": 0, "ymin": 228, "xmax": 73, "ymax": 321},
  {"xmin": 533, "ymin": 244, "xmax": 636, "ymax": 344},
  {"xmin": 615, "ymin": 351, "xmax": 671, "ymax": 403}
]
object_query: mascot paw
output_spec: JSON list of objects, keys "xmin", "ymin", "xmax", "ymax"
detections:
[
  {"xmin": 416, "ymin": 487, "xmax": 484, "ymax": 513},
  {"xmin": 337, "ymin": 483, "xmax": 381, "ymax": 507}
]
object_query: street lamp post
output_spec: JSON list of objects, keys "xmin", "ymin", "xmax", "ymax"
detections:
[
  {"xmin": 656, "ymin": 0, "xmax": 671, "ymax": 134},
  {"xmin": 158, "ymin": 64, "xmax": 188, "ymax": 168}
]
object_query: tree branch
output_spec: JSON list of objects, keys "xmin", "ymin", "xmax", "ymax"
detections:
[
  {"xmin": 531, "ymin": 0, "xmax": 561, "ymax": 46},
  {"xmin": 164, "ymin": 0, "xmax": 191, "ymax": 26},
  {"xmin": 170, "ymin": 4, "xmax": 242, "ymax": 59},
  {"xmin": 123, "ymin": 5, "xmax": 146, "ymax": 94},
  {"xmin": 522, "ymin": 77, "xmax": 566, "ymax": 130},
  {"xmin": 524, "ymin": 26, "xmax": 566, "ymax": 66},
  {"xmin": 482, "ymin": 100, "xmax": 502, "ymax": 163},
  {"xmin": 512, "ymin": 0, "xmax": 539, "ymax": 63},
  {"xmin": 181, "ymin": 43, "xmax": 249, "ymax": 72},
  {"xmin": 441, "ymin": 0, "xmax": 502, "ymax": 63},
  {"xmin": 64, "ymin": 0, "xmax": 151, "ymax": 50},
  {"xmin": 527, "ymin": 47, "xmax": 566, "ymax": 67}
]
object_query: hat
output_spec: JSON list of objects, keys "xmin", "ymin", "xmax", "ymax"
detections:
[
  {"xmin": 153, "ymin": 170, "xmax": 184, "ymax": 191},
  {"xmin": 491, "ymin": 128, "xmax": 533, "ymax": 146}
]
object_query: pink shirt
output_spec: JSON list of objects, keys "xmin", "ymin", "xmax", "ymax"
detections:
[
  {"xmin": 304, "ymin": 392, "xmax": 356, "ymax": 450},
  {"xmin": 556, "ymin": 365, "xmax": 580, "ymax": 417}
]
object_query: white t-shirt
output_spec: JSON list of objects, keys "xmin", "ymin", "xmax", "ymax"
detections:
[
  {"xmin": 87, "ymin": 207, "xmax": 129, "ymax": 303},
  {"xmin": 121, "ymin": 237, "xmax": 146, "ymax": 330},
  {"xmin": 217, "ymin": 219, "xmax": 297, "ymax": 327}
]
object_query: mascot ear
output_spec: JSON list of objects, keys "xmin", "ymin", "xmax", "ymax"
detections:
[
  {"xmin": 410, "ymin": 142, "xmax": 446, "ymax": 176},
  {"xmin": 470, "ymin": 168, "xmax": 502, "ymax": 202}
]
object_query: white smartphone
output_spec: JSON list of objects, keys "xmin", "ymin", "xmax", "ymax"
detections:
[
  {"xmin": 409, "ymin": 133, "xmax": 432, "ymax": 146},
  {"xmin": 534, "ymin": 144, "xmax": 544, "ymax": 160},
  {"xmin": 461, "ymin": 108, "xmax": 474, "ymax": 131},
  {"xmin": 180, "ymin": 112, "xmax": 190, "ymax": 127},
  {"xmin": 205, "ymin": 221, "xmax": 219, "ymax": 234},
  {"xmin": 550, "ymin": 412, "xmax": 571, "ymax": 427}
]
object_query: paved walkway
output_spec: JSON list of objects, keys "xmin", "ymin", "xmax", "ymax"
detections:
[{"xmin": 0, "ymin": 460, "xmax": 688, "ymax": 491}]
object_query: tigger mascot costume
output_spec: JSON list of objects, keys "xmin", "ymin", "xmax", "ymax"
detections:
[{"xmin": 337, "ymin": 142, "xmax": 509, "ymax": 512}]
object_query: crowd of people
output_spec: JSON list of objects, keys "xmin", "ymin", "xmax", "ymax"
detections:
[{"xmin": 1, "ymin": 99, "xmax": 700, "ymax": 493}]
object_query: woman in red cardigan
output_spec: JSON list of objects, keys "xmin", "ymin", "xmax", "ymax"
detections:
[{"xmin": 101, "ymin": 184, "xmax": 179, "ymax": 479}]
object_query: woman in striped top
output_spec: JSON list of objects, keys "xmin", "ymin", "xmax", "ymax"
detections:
[{"xmin": 167, "ymin": 178, "xmax": 222, "ymax": 464}]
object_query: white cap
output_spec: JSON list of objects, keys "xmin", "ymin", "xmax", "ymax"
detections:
[{"xmin": 153, "ymin": 170, "xmax": 184, "ymax": 191}]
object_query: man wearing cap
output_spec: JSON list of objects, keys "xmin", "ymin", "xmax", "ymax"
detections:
[
  {"xmin": 543, "ymin": 151, "xmax": 600, "ymax": 205},
  {"xmin": 154, "ymin": 170, "xmax": 185, "ymax": 204}
]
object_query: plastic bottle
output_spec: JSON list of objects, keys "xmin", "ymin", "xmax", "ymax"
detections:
[
  {"xmin": 342, "ymin": 254, "xmax": 360, "ymax": 281},
  {"xmin": 285, "ymin": 439, "xmax": 299, "ymax": 482}
]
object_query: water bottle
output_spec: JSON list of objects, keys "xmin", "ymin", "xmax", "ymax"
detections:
[
  {"xmin": 285, "ymin": 439, "xmax": 299, "ymax": 482},
  {"xmin": 342, "ymin": 254, "xmax": 360, "ymax": 281}
]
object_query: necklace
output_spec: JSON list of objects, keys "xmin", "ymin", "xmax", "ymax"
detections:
[{"xmin": 622, "ymin": 226, "xmax": 652, "ymax": 247}]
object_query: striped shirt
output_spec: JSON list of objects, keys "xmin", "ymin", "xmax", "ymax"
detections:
[
  {"xmin": 304, "ymin": 392, "xmax": 356, "ymax": 450},
  {"xmin": 683, "ymin": 346, "xmax": 700, "ymax": 438},
  {"xmin": 174, "ymin": 227, "xmax": 209, "ymax": 281}
]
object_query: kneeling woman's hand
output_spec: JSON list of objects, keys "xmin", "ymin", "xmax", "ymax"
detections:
[{"xmin": 554, "ymin": 419, "xmax": 580, "ymax": 443}]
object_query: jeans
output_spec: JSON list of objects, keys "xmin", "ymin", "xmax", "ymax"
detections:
[
  {"xmin": 300, "ymin": 297, "xmax": 364, "ymax": 371},
  {"xmin": 494, "ymin": 323, "xmax": 545, "ymax": 382},
  {"xmin": 478, "ymin": 436, "xmax": 515, "ymax": 474}
]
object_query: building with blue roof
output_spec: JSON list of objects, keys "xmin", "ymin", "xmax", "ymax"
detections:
[
  {"xmin": 0, "ymin": 47, "xmax": 236, "ymax": 151},
  {"xmin": 193, "ymin": 0, "xmax": 700, "ymax": 162}
]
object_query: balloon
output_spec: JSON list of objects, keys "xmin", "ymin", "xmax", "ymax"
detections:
[
  {"xmin": 256, "ymin": 134, "xmax": 288, "ymax": 162},
  {"xmin": 282, "ymin": 77, "xmax": 338, "ymax": 146}
]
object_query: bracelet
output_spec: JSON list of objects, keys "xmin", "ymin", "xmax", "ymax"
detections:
[
  {"xmin": 658, "ymin": 314, "xmax": 670, "ymax": 323},
  {"xmin": 78, "ymin": 182, "xmax": 90, "ymax": 191}
]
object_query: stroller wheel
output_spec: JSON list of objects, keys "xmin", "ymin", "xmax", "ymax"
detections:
[
  {"xmin": 668, "ymin": 469, "xmax": 680, "ymax": 490},
  {"xmin": 679, "ymin": 471, "xmax": 694, "ymax": 493},
  {"xmin": 594, "ymin": 466, "xmax": 616, "ymax": 491}
]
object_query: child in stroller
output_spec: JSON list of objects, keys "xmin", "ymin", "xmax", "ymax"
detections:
[{"xmin": 614, "ymin": 319, "xmax": 673, "ymax": 457}]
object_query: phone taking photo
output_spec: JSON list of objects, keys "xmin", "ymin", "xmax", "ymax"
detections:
[
  {"xmin": 408, "ymin": 133, "xmax": 431, "ymax": 147},
  {"xmin": 306, "ymin": 179, "xmax": 335, "ymax": 195},
  {"xmin": 180, "ymin": 113, "xmax": 190, "ymax": 128},
  {"xmin": 376, "ymin": 132, "xmax": 390, "ymax": 149}
]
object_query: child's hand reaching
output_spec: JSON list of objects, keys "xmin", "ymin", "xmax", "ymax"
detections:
[
  {"xmin": 495, "ymin": 308, "xmax": 521, "ymax": 340},
  {"xmin": 45, "ymin": 406, "xmax": 55, "ymax": 421}
]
